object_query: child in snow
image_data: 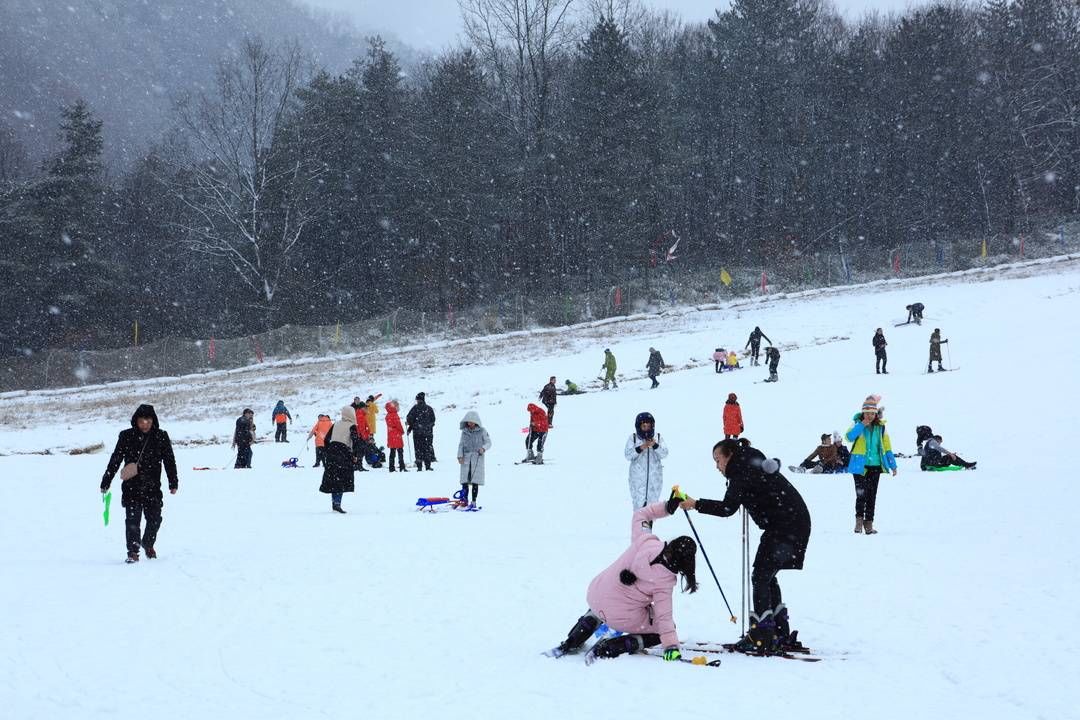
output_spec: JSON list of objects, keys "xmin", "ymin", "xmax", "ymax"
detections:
[
  {"xmin": 523, "ymin": 403, "xmax": 549, "ymax": 464},
  {"xmin": 320, "ymin": 407, "xmax": 359, "ymax": 513},
  {"xmin": 723, "ymin": 393, "xmax": 743, "ymax": 439},
  {"xmin": 457, "ymin": 411, "xmax": 491, "ymax": 509},
  {"xmin": 547, "ymin": 496, "xmax": 697, "ymax": 662},
  {"xmin": 561, "ymin": 379, "xmax": 583, "ymax": 395},
  {"xmin": 384, "ymin": 400, "xmax": 407, "ymax": 472},
  {"xmin": 727, "ymin": 350, "xmax": 740, "ymax": 369},
  {"xmin": 306, "ymin": 414, "xmax": 333, "ymax": 467},
  {"xmin": 919, "ymin": 435, "xmax": 976, "ymax": 470},
  {"xmin": 680, "ymin": 438, "xmax": 811, "ymax": 654},
  {"xmin": 791, "ymin": 434, "xmax": 842, "ymax": 474},
  {"xmin": 272, "ymin": 400, "xmax": 292, "ymax": 442},
  {"xmin": 713, "ymin": 348, "xmax": 726, "ymax": 373},
  {"xmin": 625, "ymin": 412, "xmax": 668, "ymax": 509},
  {"xmin": 845, "ymin": 395, "xmax": 897, "ymax": 534}
]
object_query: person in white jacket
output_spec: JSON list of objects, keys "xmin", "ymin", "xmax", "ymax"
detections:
[{"xmin": 624, "ymin": 411, "xmax": 669, "ymax": 510}]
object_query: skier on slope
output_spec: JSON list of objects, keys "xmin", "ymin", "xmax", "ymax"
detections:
[
  {"xmin": 625, "ymin": 412, "xmax": 668, "ymax": 509},
  {"xmin": 873, "ymin": 328, "xmax": 888, "ymax": 375},
  {"xmin": 905, "ymin": 303, "xmax": 925, "ymax": 325},
  {"xmin": 680, "ymin": 438, "xmax": 811, "ymax": 655},
  {"xmin": 745, "ymin": 326, "xmax": 772, "ymax": 366},
  {"xmin": 927, "ymin": 329, "xmax": 948, "ymax": 373},
  {"xmin": 763, "ymin": 346, "xmax": 781, "ymax": 382},
  {"xmin": 522, "ymin": 403, "xmax": 549, "ymax": 465},
  {"xmin": 601, "ymin": 349, "xmax": 618, "ymax": 389},
  {"xmin": 547, "ymin": 495, "xmax": 697, "ymax": 662}
]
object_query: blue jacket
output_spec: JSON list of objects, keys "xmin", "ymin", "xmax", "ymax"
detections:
[{"xmin": 845, "ymin": 413, "xmax": 896, "ymax": 475}]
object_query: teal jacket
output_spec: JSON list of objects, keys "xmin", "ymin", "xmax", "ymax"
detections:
[{"xmin": 845, "ymin": 413, "xmax": 897, "ymax": 474}]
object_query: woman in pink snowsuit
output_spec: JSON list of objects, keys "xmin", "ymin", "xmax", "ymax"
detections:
[{"xmin": 549, "ymin": 499, "xmax": 698, "ymax": 662}]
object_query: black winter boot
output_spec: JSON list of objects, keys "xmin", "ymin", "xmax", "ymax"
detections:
[
  {"xmin": 556, "ymin": 613, "xmax": 601, "ymax": 655},
  {"xmin": 589, "ymin": 634, "xmax": 641, "ymax": 660}
]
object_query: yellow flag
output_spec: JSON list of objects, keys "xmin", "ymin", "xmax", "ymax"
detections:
[
  {"xmin": 720, "ymin": 268, "xmax": 732, "ymax": 287},
  {"xmin": 981, "ymin": 239, "xmax": 987, "ymax": 258},
  {"xmin": 133, "ymin": 320, "xmax": 139, "ymax": 346}
]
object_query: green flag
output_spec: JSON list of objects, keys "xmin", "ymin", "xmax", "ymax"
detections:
[{"xmin": 103, "ymin": 491, "xmax": 112, "ymax": 526}]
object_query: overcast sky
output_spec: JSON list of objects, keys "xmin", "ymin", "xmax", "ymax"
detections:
[{"xmin": 303, "ymin": 0, "xmax": 919, "ymax": 51}]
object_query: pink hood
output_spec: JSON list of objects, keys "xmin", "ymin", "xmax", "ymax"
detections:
[{"xmin": 586, "ymin": 502, "xmax": 680, "ymax": 647}]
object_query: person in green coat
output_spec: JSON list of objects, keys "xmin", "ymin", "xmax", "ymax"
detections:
[
  {"xmin": 601, "ymin": 349, "xmax": 618, "ymax": 390},
  {"xmin": 561, "ymin": 379, "xmax": 584, "ymax": 395}
]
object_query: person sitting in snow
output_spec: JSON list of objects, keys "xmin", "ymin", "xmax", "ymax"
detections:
[
  {"xmin": 727, "ymin": 350, "xmax": 741, "ymax": 369},
  {"xmin": 546, "ymin": 495, "xmax": 697, "ymax": 663},
  {"xmin": 919, "ymin": 434, "xmax": 976, "ymax": 470},
  {"xmin": 790, "ymin": 433, "xmax": 843, "ymax": 474},
  {"xmin": 560, "ymin": 379, "xmax": 584, "ymax": 395}
]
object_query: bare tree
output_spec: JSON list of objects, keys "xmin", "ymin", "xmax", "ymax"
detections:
[{"xmin": 169, "ymin": 37, "xmax": 324, "ymax": 316}]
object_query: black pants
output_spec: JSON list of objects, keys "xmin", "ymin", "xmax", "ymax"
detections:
[
  {"xmin": 527, "ymin": 430, "xmax": 547, "ymax": 453},
  {"xmin": 314, "ymin": 445, "xmax": 326, "ymax": 467},
  {"xmin": 876, "ymin": 352, "xmax": 887, "ymax": 373},
  {"xmin": 649, "ymin": 372, "xmax": 659, "ymax": 388},
  {"xmin": 414, "ymin": 432, "xmax": 434, "ymax": 470},
  {"xmin": 389, "ymin": 447, "xmax": 405, "ymax": 470},
  {"xmin": 235, "ymin": 444, "xmax": 252, "ymax": 468},
  {"xmin": 462, "ymin": 482, "xmax": 479, "ymax": 503},
  {"xmin": 545, "ymin": 405, "xmax": 555, "ymax": 425},
  {"xmin": 854, "ymin": 466, "xmax": 882, "ymax": 521},
  {"xmin": 750, "ymin": 343, "xmax": 761, "ymax": 362},
  {"xmin": 125, "ymin": 499, "xmax": 163, "ymax": 554},
  {"xmin": 715, "ymin": 360, "xmax": 722, "ymax": 373},
  {"xmin": 275, "ymin": 422, "xmax": 287, "ymax": 442}
]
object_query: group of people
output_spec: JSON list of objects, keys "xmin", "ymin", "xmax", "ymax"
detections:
[
  {"xmin": 871, "ymin": 303, "xmax": 951, "ymax": 374},
  {"xmin": 597, "ymin": 347, "xmax": 670, "ymax": 390},
  {"xmin": 711, "ymin": 348, "xmax": 742, "ymax": 373}
]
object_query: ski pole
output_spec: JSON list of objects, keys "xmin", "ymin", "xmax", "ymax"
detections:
[
  {"xmin": 681, "ymin": 507, "xmax": 737, "ymax": 623},
  {"xmin": 946, "ymin": 342, "xmax": 953, "ymax": 371},
  {"xmin": 741, "ymin": 507, "xmax": 748, "ymax": 636}
]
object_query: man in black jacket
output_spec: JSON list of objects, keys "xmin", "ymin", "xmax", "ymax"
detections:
[
  {"xmin": 682, "ymin": 438, "xmax": 811, "ymax": 654},
  {"xmin": 745, "ymin": 327, "xmax": 772, "ymax": 366},
  {"xmin": 873, "ymin": 328, "xmax": 888, "ymax": 374},
  {"xmin": 539, "ymin": 376, "xmax": 558, "ymax": 426},
  {"xmin": 101, "ymin": 404, "xmax": 179, "ymax": 563},
  {"xmin": 406, "ymin": 392, "xmax": 437, "ymax": 471},
  {"xmin": 232, "ymin": 408, "xmax": 256, "ymax": 468},
  {"xmin": 763, "ymin": 346, "xmax": 781, "ymax": 382},
  {"xmin": 905, "ymin": 303, "xmax": 925, "ymax": 325}
]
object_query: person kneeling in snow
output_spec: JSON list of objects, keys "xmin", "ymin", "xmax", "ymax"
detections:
[
  {"xmin": 548, "ymin": 498, "xmax": 697, "ymax": 662},
  {"xmin": 681, "ymin": 438, "xmax": 811, "ymax": 655}
]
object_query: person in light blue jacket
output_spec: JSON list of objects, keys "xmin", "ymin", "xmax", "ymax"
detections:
[{"xmin": 845, "ymin": 395, "xmax": 897, "ymax": 535}]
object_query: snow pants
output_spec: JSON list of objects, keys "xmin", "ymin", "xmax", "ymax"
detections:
[
  {"xmin": 527, "ymin": 429, "xmax": 547, "ymax": 453},
  {"xmin": 275, "ymin": 422, "xmax": 288, "ymax": 442},
  {"xmin": 854, "ymin": 466, "xmax": 882, "ymax": 521}
]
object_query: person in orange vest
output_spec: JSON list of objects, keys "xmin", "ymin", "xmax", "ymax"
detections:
[
  {"xmin": 384, "ymin": 400, "xmax": 407, "ymax": 472},
  {"xmin": 307, "ymin": 413, "xmax": 334, "ymax": 467},
  {"xmin": 272, "ymin": 400, "xmax": 292, "ymax": 442}
]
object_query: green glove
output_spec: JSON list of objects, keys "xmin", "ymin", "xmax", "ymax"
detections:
[
  {"xmin": 102, "ymin": 491, "xmax": 112, "ymax": 526},
  {"xmin": 663, "ymin": 647, "xmax": 682, "ymax": 662}
]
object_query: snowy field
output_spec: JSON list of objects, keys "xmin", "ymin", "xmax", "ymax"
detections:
[{"xmin": 2, "ymin": 261, "xmax": 1079, "ymax": 719}]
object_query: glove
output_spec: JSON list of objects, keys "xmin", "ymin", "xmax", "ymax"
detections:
[
  {"xmin": 663, "ymin": 647, "xmax": 682, "ymax": 662},
  {"xmin": 619, "ymin": 569, "xmax": 638, "ymax": 585}
]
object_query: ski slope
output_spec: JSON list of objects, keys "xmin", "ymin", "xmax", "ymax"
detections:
[{"xmin": 2, "ymin": 263, "xmax": 1078, "ymax": 720}]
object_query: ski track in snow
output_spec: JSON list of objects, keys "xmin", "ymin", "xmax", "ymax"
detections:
[{"xmin": 1, "ymin": 261, "xmax": 1078, "ymax": 719}]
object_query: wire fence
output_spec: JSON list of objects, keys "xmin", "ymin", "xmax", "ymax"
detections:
[{"xmin": 2, "ymin": 223, "xmax": 1076, "ymax": 394}]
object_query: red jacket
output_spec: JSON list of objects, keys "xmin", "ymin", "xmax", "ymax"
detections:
[
  {"xmin": 527, "ymin": 403, "xmax": 549, "ymax": 433},
  {"xmin": 355, "ymin": 407, "xmax": 371, "ymax": 441},
  {"xmin": 385, "ymin": 404, "xmax": 405, "ymax": 449},
  {"xmin": 723, "ymin": 402, "xmax": 743, "ymax": 436}
]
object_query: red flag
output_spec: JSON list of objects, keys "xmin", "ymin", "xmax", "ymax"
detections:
[
  {"xmin": 252, "ymin": 337, "xmax": 264, "ymax": 363},
  {"xmin": 760, "ymin": 271, "xmax": 768, "ymax": 294},
  {"xmin": 614, "ymin": 287, "xmax": 622, "ymax": 308},
  {"xmin": 892, "ymin": 251, "xmax": 901, "ymax": 274},
  {"xmin": 208, "ymin": 337, "xmax": 216, "ymax": 362}
]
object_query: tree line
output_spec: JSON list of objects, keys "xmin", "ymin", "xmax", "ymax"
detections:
[{"xmin": 0, "ymin": 0, "xmax": 1077, "ymax": 357}]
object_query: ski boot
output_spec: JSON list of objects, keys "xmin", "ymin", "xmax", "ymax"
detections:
[
  {"xmin": 731, "ymin": 611, "xmax": 776, "ymax": 655},
  {"xmin": 532, "ymin": 452, "xmax": 544, "ymax": 465},
  {"xmin": 547, "ymin": 613, "xmax": 601, "ymax": 657},
  {"xmin": 521, "ymin": 449, "xmax": 536, "ymax": 463},
  {"xmin": 773, "ymin": 604, "xmax": 807, "ymax": 653},
  {"xmin": 585, "ymin": 635, "xmax": 641, "ymax": 664}
]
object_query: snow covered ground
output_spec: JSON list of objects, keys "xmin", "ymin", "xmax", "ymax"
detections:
[{"xmin": 2, "ymin": 262, "xmax": 1078, "ymax": 719}]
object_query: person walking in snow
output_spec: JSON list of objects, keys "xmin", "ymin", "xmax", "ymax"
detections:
[
  {"xmin": 539, "ymin": 376, "xmax": 558, "ymax": 426},
  {"xmin": 680, "ymin": 437, "xmax": 811, "ymax": 654},
  {"xmin": 406, "ymin": 392, "xmax": 437, "ymax": 471},
  {"xmin": 232, "ymin": 408, "xmax": 256, "ymax": 469},
  {"xmin": 601, "ymin": 349, "xmax": 618, "ymax": 390},
  {"xmin": 547, "ymin": 496, "xmax": 697, "ymax": 662},
  {"xmin": 320, "ymin": 407, "xmax": 359, "ymax": 513},
  {"xmin": 306, "ymin": 413, "xmax": 333, "ymax": 467},
  {"xmin": 646, "ymin": 347, "xmax": 666, "ymax": 389},
  {"xmin": 763, "ymin": 346, "xmax": 781, "ymax": 382},
  {"xmin": 384, "ymin": 400, "xmax": 407, "ymax": 472},
  {"xmin": 845, "ymin": 395, "xmax": 897, "ymax": 534},
  {"xmin": 271, "ymin": 400, "xmax": 292, "ymax": 442},
  {"xmin": 927, "ymin": 329, "xmax": 948, "ymax": 373},
  {"xmin": 723, "ymin": 393, "xmax": 743, "ymax": 439},
  {"xmin": 101, "ymin": 404, "xmax": 179, "ymax": 563},
  {"xmin": 905, "ymin": 303, "xmax": 925, "ymax": 325},
  {"xmin": 625, "ymin": 412, "xmax": 668, "ymax": 509},
  {"xmin": 457, "ymin": 411, "xmax": 491, "ymax": 509},
  {"xmin": 873, "ymin": 328, "xmax": 888, "ymax": 375},
  {"xmin": 745, "ymin": 326, "xmax": 772, "ymax": 366},
  {"xmin": 523, "ymin": 403, "xmax": 549, "ymax": 465}
]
